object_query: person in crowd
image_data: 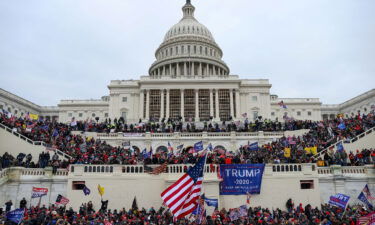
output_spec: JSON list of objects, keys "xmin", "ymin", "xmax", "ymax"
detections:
[
  {"xmin": 0, "ymin": 201, "xmax": 371, "ymax": 225},
  {"xmin": 19, "ymin": 197, "xmax": 27, "ymax": 209},
  {"xmin": 5, "ymin": 200, "xmax": 12, "ymax": 212}
]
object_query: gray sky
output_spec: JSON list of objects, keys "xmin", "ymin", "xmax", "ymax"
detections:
[{"xmin": 0, "ymin": 0, "xmax": 374, "ymax": 106}]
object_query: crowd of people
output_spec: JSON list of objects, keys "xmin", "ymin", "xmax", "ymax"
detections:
[
  {"xmin": 0, "ymin": 200, "xmax": 372, "ymax": 225},
  {"xmin": 0, "ymin": 152, "xmax": 69, "ymax": 172},
  {"xmin": 0, "ymin": 111, "xmax": 374, "ymax": 167}
]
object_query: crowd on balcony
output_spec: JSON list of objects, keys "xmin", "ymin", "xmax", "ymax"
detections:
[
  {"xmin": 0, "ymin": 152, "xmax": 69, "ymax": 172},
  {"xmin": 0, "ymin": 200, "xmax": 372, "ymax": 225},
  {"xmin": 0, "ymin": 110, "xmax": 374, "ymax": 167}
]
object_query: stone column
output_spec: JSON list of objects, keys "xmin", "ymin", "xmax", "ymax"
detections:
[
  {"xmin": 184, "ymin": 62, "xmax": 187, "ymax": 76},
  {"xmin": 180, "ymin": 89, "xmax": 185, "ymax": 121},
  {"xmin": 139, "ymin": 90, "xmax": 144, "ymax": 119},
  {"xmin": 177, "ymin": 63, "xmax": 180, "ymax": 77},
  {"xmin": 166, "ymin": 89, "xmax": 170, "ymax": 119},
  {"xmin": 229, "ymin": 89, "xmax": 234, "ymax": 119},
  {"xmin": 160, "ymin": 89, "xmax": 164, "ymax": 121},
  {"xmin": 158, "ymin": 68, "xmax": 161, "ymax": 78},
  {"xmin": 215, "ymin": 89, "xmax": 220, "ymax": 121},
  {"xmin": 195, "ymin": 89, "xmax": 199, "ymax": 121},
  {"xmin": 209, "ymin": 89, "xmax": 214, "ymax": 118},
  {"xmin": 145, "ymin": 89, "xmax": 150, "ymax": 120},
  {"xmin": 169, "ymin": 64, "xmax": 172, "ymax": 77},
  {"xmin": 235, "ymin": 89, "xmax": 240, "ymax": 119},
  {"xmin": 192, "ymin": 62, "xmax": 195, "ymax": 76},
  {"xmin": 199, "ymin": 63, "xmax": 202, "ymax": 76},
  {"xmin": 206, "ymin": 64, "xmax": 209, "ymax": 76},
  {"xmin": 162, "ymin": 66, "xmax": 165, "ymax": 76}
]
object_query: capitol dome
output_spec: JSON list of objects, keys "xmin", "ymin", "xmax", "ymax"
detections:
[
  {"xmin": 149, "ymin": 0, "xmax": 230, "ymax": 78},
  {"xmin": 163, "ymin": 15, "xmax": 215, "ymax": 43}
]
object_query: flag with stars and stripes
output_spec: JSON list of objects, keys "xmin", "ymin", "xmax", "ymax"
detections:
[{"xmin": 161, "ymin": 153, "xmax": 207, "ymax": 219}]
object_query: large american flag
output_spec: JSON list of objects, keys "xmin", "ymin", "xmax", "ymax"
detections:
[{"xmin": 161, "ymin": 154, "xmax": 206, "ymax": 219}]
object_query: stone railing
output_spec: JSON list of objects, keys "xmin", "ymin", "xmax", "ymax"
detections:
[
  {"xmin": 0, "ymin": 122, "xmax": 72, "ymax": 160},
  {"xmin": 96, "ymin": 131, "xmax": 284, "ymax": 139},
  {"xmin": 0, "ymin": 168, "xmax": 9, "ymax": 179},
  {"xmin": 317, "ymin": 165, "xmax": 372, "ymax": 176},
  {"xmin": 70, "ymin": 163, "xmax": 318, "ymax": 177}
]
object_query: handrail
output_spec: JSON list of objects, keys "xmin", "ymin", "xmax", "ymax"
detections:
[
  {"xmin": 313, "ymin": 126, "xmax": 375, "ymax": 159},
  {"xmin": 0, "ymin": 122, "xmax": 72, "ymax": 160}
]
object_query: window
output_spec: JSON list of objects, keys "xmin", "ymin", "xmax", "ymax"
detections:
[
  {"xmin": 122, "ymin": 97, "xmax": 127, "ymax": 102},
  {"xmin": 308, "ymin": 111, "xmax": 312, "ymax": 116},
  {"xmin": 297, "ymin": 111, "xmax": 301, "ymax": 116},
  {"xmin": 252, "ymin": 96, "xmax": 258, "ymax": 102},
  {"xmin": 105, "ymin": 113, "xmax": 108, "ymax": 117},
  {"xmin": 15, "ymin": 110, "xmax": 18, "ymax": 114},
  {"xmin": 300, "ymin": 180, "xmax": 314, "ymax": 189},
  {"xmin": 79, "ymin": 113, "xmax": 83, "ymax": 117},
  {"xmin": 271, "ymin": 112, "xmax": 275, "ymax": 116},
  {"xmin": 0, "ymin": 105, "xmax": 3, "ymax": 110},
  {"xmin": 72, "ymin": 181, "xmax": 86, "ymax": 190},
  {"xmin": 92, "ymin": 113, "xmax": 95, "ymax": 117},
  {"xmin": 68, "ymin": 113, "xmax": 72, "ymax": 117}
]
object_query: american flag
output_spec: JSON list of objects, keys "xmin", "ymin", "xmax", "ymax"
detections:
[
  {"xmin": 357, "ymin": 211, "xmax": 375, "ymax": 225},
  {"xmin": 363, "ymin": 184, "xmax": 375, "ymax": 200},
  {"xmin": 168, "ymin": 142, "xmax": 174, "ymax": 152},
  {"xmin": 161, "ymin": 154, "xmax": 206, "ymax": 219},
  {"xmin": 149, "ymin": 162, "xmax": 168, "ymax": 175},
  {"xmin": 55, "ymin": 194, "xmax": 69, "ymax": 205}
]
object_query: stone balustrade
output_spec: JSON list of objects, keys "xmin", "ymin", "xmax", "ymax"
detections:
[
  {"xmin": 317, "ymin": 165, "xmax": 373, "ymax": 175},
  {"xmin": 96, "ymin": 131, "xmax": 283, "ymax": 139}
]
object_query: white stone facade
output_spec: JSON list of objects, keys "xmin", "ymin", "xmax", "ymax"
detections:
[{"xmin": 322, "ymin": 89, "xmax": 375, "ymax": 120}]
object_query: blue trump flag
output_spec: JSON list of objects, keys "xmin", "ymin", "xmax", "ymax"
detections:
[
  {"xmin": 204, "ymin": 197, "xmax": 218, "ymax": 208},
  {"xmin": 328, "ymin": 193, "xmax": 350, "ymax": 209},
  {"xmin": 194, "ymin": 141, "xmax": 204, "ymax": 152},
  {"xmin": 6, "ymin": 208, "xmax": 25, "ymax": 224},
  {"xmin": 336, "ymin": 142, "xmax": 344, "ymax": 152},
  {"xmin": 358, "ymin": 192, "xmax": 374, "ymax": 210},
  {"xmin": 219, "ymin": 164, "xmax": 265, "ymax": 195},
  {"xmin": 338, "ymin": 122, "xmax": 346, "ymax": 130},
  {"xmin": 248, "ymin": 142, "xmax": 259, "ymax": 151}
]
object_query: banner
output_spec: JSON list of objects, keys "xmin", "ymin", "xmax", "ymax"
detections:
[
  {"xmin": 123, "ymin": 133, "xmax": 144, "ymax": 137},
  {"xmin": 6, "ymin": 209, "xmax": 25, "ymax": 224},
  {"xmin": 219, "ymin": 164, "xmax": 265, "ymax": 195},
  {"xmin": 328, "ymin": 193, "xmax": 350, "ymax": 209},
  {"xmin": 31, "ymin": 187, "xmax": 48, "ymax": 198}
]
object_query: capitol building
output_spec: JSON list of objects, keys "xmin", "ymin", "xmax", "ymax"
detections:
[{"xmin": 0, "ymin": 0, "xmax": 374, "ymax": 124}]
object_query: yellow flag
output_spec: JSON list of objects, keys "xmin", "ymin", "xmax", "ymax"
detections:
[
  {"xmin": 304, "ymin": 147, "xmax": 311, "ymax": 154},
  {"xmin": 284, "ymin": 148, "xmax": 291, "ymax": 158},
  {"xmin": 98, "ymin": 184, "xmax": 105, "ymax": 196},
  {"xmin": 311, "ymin": 146, "xmax": 318, "ymax": 155},
  {"xmin": 29, "ymin": 114, "xmax": 39, "ymax": 120}
]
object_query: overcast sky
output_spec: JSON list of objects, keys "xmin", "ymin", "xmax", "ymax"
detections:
[{"xmin": 0, "ymin": 0, "xmax": 374, "ymax": 106}]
